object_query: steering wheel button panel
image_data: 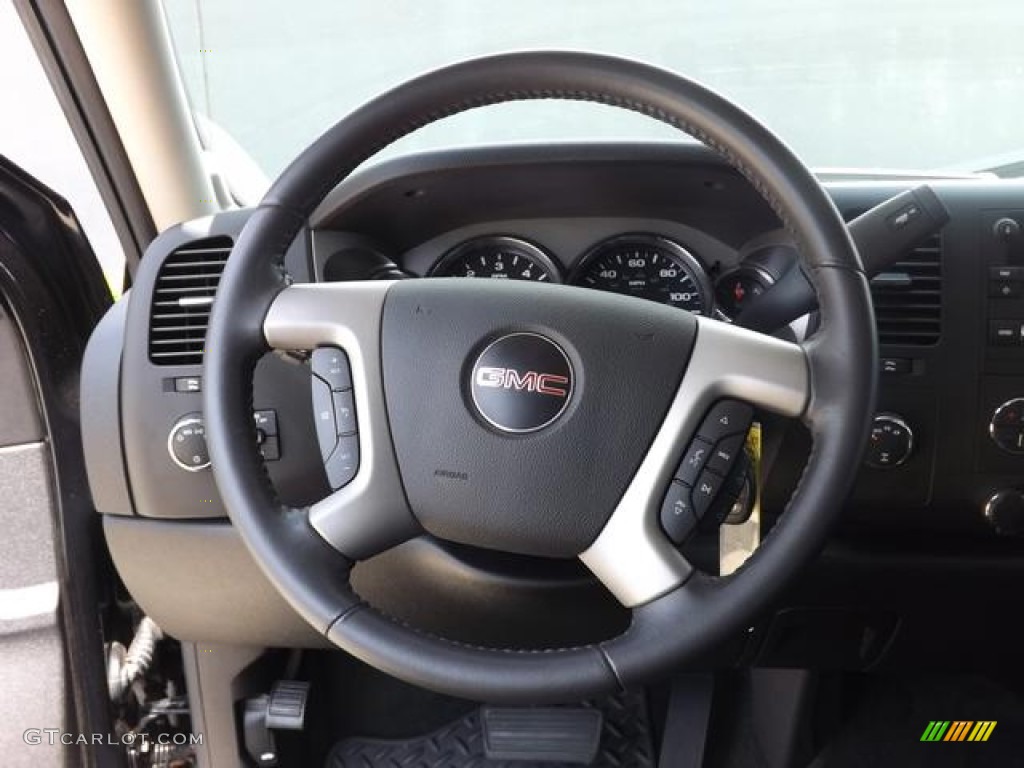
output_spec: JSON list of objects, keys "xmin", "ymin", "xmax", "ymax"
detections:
[
  {"xmin": 310, "ymin": 346, "xmax": 362, "ymax": 482},
  {"xmin": 312, "ymin": 346, "xmax": 353, "ymax": 390},
  {"xmin": 660, "ymin": 482, "xmax": 698, "ymax": 544}
]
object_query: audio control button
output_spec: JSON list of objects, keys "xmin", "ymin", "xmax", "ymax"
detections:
[
  {"xmin": 312, "ymin": 347, "xmax": 353, "ymax": 391},
  {"xmin": 697, "ymin": 400, "xmax": 753, "ymax": 444},
  {"xmin": 333, "ymin": 390, "xmax": 357, "ymax": 436},
  {"xmin": 660, "ymin": 482, "xmax": 697, "ymax": 545},
  {"xmin": 674, "ymin": 438, "xmax": 712, "ymax": 486},
  {"xmin": 312, "ymin": 376, "xmax": 338, "ymax": 461},
  {"xmin": 325, "ymin": 435, "xmax": 359, "ymax": 490}
]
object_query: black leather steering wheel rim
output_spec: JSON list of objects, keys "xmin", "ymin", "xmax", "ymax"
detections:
[{"xmin": 204, "ymin": 51, "xmax": 877, "ymax": 703}]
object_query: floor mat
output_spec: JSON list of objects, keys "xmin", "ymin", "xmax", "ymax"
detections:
[
  {"xmin": 325, "ymin": 690, "xmax": 655, "ymax": 768},
  {"xmin": 809, "ymin": 674, "xmax": 1024, "ymax": 768}
]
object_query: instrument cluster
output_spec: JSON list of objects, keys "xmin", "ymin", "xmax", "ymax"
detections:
[{"xmin": 427, "ymin": 232, "xmax": 794, "ymax": 320}]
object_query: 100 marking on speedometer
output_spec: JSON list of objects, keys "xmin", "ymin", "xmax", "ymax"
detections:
[{"xmin": 571, "ymin": 234, "xmax": 712, "ymax": 314}]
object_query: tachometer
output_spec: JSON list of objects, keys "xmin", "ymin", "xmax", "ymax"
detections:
[
  {"xmin": 570, "ymin": 234, "xmax": 712, "ymax": 314},
  {"xmin": 429, "ymin": 236, "xmax": 560, "ymax": 282}
]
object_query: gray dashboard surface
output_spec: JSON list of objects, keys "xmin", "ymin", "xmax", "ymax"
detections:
[{"xmin": 82, "ymin": 142, "xmax": 1024, "ymax": 646}]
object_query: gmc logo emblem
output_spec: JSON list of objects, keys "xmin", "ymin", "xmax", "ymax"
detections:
[{"xmin": 475, "ymin": 367, "xmax": 569, "ymax": 398}]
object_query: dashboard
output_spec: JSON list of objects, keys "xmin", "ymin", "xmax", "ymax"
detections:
[{"xmin": 82, "ymin": 142, "xmax": 1024, "ymax": 659}]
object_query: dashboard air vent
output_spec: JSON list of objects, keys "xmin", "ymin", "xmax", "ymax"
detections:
[
  {"xmin": 870, "ymin": 233, "xmax": 942, "ymax": 346},
  {"xmin": 148, "ymin": 236, "xmax": 232, "ymax": 365}
]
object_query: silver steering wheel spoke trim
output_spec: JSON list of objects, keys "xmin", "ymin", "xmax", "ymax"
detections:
[
  {"xmin": 579, "ymin": 316, "xmax": 810, "ymax": 608},
  {"xmin": 263, "ymin": 282, "xmax": 418, "ymax": 560}
]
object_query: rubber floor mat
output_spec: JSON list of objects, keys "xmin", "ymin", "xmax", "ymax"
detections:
[{"xmin": 325, "ymin": 690, "xmax": 655, "ymax": 767}]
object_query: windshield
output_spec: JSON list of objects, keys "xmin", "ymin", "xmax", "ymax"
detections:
[{"xmin": 163, "ymin": 0, "xmax": 1022, "ymax": 178}]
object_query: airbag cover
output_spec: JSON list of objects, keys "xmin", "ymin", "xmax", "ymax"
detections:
[{"xmin": 381, "ymin": 279, "xmax": 696, "ymax": 557}]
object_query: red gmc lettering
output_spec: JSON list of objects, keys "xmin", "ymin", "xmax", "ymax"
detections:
[{"xmin": 475, "ymin": 367, "xmax": 569, "ymax": 398}]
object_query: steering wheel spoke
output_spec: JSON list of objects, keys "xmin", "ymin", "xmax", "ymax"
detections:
[
  {"xmin": 580, "ymin": 316, "xmax": 809, "ymax": 608},
  {"xmin": 264, "ymin": 282, "xmax": 419, "ymax": 559}
]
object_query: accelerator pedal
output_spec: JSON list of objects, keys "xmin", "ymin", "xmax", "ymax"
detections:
[
  {"xmin": 482, "ymin": 707, "xmax": 601, "ymax": 763},
  {"xmin": 326, "ymin": 690, "xmax": 654, "ymax": 767}
]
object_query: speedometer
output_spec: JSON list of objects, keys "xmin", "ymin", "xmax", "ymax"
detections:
[
  {"xmin": 429, "ymin": 236, "xmax": 560, "ymax": 282},
  {"xmin": 570, "ymin": 234, "xmax": 713, "ymax": 314}
]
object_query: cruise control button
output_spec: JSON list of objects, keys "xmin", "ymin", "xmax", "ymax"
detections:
[
  {"xmin": 698, "ymin": 400, "xmax": 753, "ymax": 444},
  {"xmin": 706, "ymin": 434, "xmax": 745, "ymax": 476},
  {"xmin": 312, "ymin": 347, "xmax": 353, "ymax": 391},
  {"xmin": 660, "ymin": 482, "xmax": 697, "ymax": 545},
  {"xmin": 325, "ymin": 435, "xmax": 359, "ymax": 489},
  {"xmin": 333, "ymin": 390, "xmax": 357, "ymax": 435},
  {"xmin": 311, "ymin": 376, "xmax": 338, "ymax": 461},
  {"xmin": 675, "ymin": 438, "xmax": 712, "ymax": 485},
  {"xmin": 253, "ymin": 409, "xmax": 278, "ymax": 435},
  {"xmin": 259, "ymin": 435, "xmax": 280, "ymax": 461},
  {"xmin": 692, "ymin": 470, "xmax": 724, "ymax": 519}
]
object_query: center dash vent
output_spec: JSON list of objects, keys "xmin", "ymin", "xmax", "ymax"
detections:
[
  {"xmin": 148, "ymin": 236, "xmax": 232, "ymax": 365},
  {"xmin": 870, "ymin": 233, "xmax": 943, "ymax": 346}
]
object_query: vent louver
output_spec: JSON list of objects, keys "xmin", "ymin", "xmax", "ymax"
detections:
[
  {"xmin": 870, "ymin": 233, "xmax": 942, "ymax": 346},
  {"xmin": 148, "ymin": 236, "xmax": 232, "ymax": 365}
]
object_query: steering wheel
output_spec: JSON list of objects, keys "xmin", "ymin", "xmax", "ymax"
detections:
[{"xmin": 204, "ymin": 51, "xmax": 876, "ymax": 703}]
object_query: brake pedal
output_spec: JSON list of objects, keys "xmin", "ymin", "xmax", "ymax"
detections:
[
  {"xmin": 243, "ymin": 680, "xmax": 310, "ymax": 766},
  {"xmin": 481, "ymin": 706, "xmax": 602, "ymax": 764}
]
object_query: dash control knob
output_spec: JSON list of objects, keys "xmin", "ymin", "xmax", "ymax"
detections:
[
  {"xmin": 984, "ymin": 490, "xmax": 1024, "ymax": 536},
  {"xmin": 994, "ymin": 217, "xmax": 1022, "ymax": 241},
  {"xmin": 167, "ymin": 417, "xmax": 210, "ymax": 471},
  {"xmin": 990, "ymin": 398, "xmax": 1024, "ymax": 454},
  {"xmin": 864, "ymin": 413, "xmax": 913, "ymax": 469}
]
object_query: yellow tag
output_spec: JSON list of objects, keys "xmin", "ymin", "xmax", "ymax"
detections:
[{"xmin": 719, "ymin": 422, "xmax": 762, "ymax": 576}]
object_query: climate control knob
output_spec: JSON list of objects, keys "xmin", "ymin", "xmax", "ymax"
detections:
[
  {"xmin": 984, "ymin": 490, "xmax": 1024, "ymax": 536},
  {"xmin": 167, "ymin": 416, "xmax": 210, "ymax": 472},
  {"xmin": 864, "ymin": 413, "xmax": 913, "ymax": 469},
  {"xmin": 990, "ymin": 398, "xmax": 1024, "ymax": 453}
]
